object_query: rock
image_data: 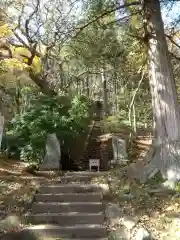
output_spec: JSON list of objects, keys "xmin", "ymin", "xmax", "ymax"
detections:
[
  {"xmin": 122, "ymin": 216, "xmax": 138, "ymax": 230},
  {"xmin": 173, "ymin": 193, "xmax": 180, "ymax": 198},
  {"xmin": 109, "ymin": 179, "xmax": 119, "ymax": 192},
  {"xmin": 162, "ymin": 179, "xmax": 176, "ymax": 190},
  {"xmin": 135, "ymin": 227, "xmax": 152, "ymax": 240},
  {"xmin": 148, "ymin": 168, "xmax": 159, "ymax": 180},
  {"xmin": 0, "ymin": 215, "xmax": 21, "ymax": 231},
  {"xmin": 0, "ymin": 229, "xmax": 39, "ymax": 240},
  {"xmin": 118, "ymin": 193, "xmax": 136, "ymax": 201},
  {"xmin": 39, "ymin": 133, "xmax": 61, "ymax": 171},
  {"xmin": 105, "ymin": 203, "xmax": 123, "ymax": 226},
  {"xmin": 99, "ymin": 183, "xmax": 109, "ymax": 194},
  {"xmin": 109, "ymin": 226, "xmax": 130, "ymax": 240},
  {"xmin": 24, "ymin": 164, "xmax": 39, "ymax": 174},
  {"xmin": 147, "ymin": 186, "xmax": 175, "ymax": 196},
  {"xmin": 166, "ymin": 218, "xmax": 180, "ymax": 239},
  {"xmin": 172, "ymin": 217, "xmax": 180, "ymax": 227}
]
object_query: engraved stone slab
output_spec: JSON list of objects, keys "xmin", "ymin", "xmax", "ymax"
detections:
[
  {"xmin": 112, "ymin": 135, "xmax": 128, "ymax": 164},
  {"xmin": 39, "ymin": 133, "xmax": 61, "ymax": 171}
]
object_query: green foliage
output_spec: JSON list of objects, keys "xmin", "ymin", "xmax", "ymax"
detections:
[
  {"xmin": 68, "ymin": 23, "xmax": 126, "ymax": 70},
  {"xmin": 147, "ymin": 172, "xmax": 164, "ymax": 186},
  {"xmin": 3, "ymin": 93, "xmax": 90, "ymax": 163},
  {"xmin": 175, "ymin": 182, "xmax": 180, "ymax": 192},
  {"xmin": 100, "ymin": 115, "xmax": 131, "ymax": 133}
]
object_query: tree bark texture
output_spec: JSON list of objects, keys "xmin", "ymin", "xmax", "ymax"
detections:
[{"xmin": 143, "ymin": 0, "xmax": 180, "ymax": 183}]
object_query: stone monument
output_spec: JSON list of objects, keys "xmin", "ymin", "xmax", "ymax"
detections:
[
  {"xmin": 112, "ymin": 135, "xmax": 128, "ymax": 165},
  {"xmin": 39, "ymin": 133, "xmax": 61, "ymax": 171}
]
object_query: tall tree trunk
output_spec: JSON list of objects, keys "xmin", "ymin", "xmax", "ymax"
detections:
[
  {"xmin": 142, "ymin": 0, "xmax": 180, "ymax": 185},
  {"xmin": 59, "ymin": 63, "xmax": 65, "ymax": 89},
  {"xmin": 128, "ymin": 69, "xmax": 144, "ymax": 127},
  {"xmin": 86, "ymin": 76, "xmax": 90, "ymax": 97},
  {"xmin": 133, "ymin": 104, "xmax": 137, "ymax": 133},
  {"xmin": 15, "ymin": 78, "xmax": 21, "ymax": 114},
  {"xmin": 0, "ymin": 113, "xmax": 4, "ymax": 150},
  {"xmin": 101, "ymin": 67, "xmax": 109, "ymax": 116}
]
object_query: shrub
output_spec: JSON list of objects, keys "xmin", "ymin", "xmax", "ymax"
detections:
[
  {"xmin": 4, "ymin": 93, "xmax": 90, "ymax": 163},
  {"xmin": 100, "ymin": 115, "xmax": 131, "ymax": 133}
]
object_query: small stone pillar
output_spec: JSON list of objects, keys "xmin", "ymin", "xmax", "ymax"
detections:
[{"xmin": 112, "ymin": 135, "xmax": 128, "ymax": 165}]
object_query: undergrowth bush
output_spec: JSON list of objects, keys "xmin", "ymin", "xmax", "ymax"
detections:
[
  {"xmin": 100, "ymin": 115, "xmax": 131, "ymax": 133},
  {"xmin": 3, "ymin": 93, "xmax": 90, "ymax": 163}
]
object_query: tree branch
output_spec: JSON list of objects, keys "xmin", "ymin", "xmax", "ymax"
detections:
[
  {"xmin": 29, "ymin": 71, "xmax": 56, "ymax": 95},
  {"xmin": 25, "ymin": 0, "xmax": 40, "ymax": 42},
  {"xmin": 165, "ymin": 34, "xmax": 180, "ymax": 50},
  {"xmin": 169, "ymin": 52, "xmax": 180, "ymax": 61},
  {"xmin": 102, "ymin": 12, "xmax": 139, "ymax": 27},
  {"xmin": 12, "ymin": 31, "xmax": 42, "ymax": 58},
  {"xmin": 74, "ymin": 1, "xmax": 140, "ymax": 37}
]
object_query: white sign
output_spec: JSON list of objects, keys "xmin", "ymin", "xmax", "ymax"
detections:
[{"xmin": 89, "ymin": 159, "xmax": 100, "ymax": 172}]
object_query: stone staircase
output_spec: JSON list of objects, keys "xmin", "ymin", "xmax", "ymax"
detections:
[
  {"xmin": 83, "ymin": 121, "xmax": 102, "ymax": 170},
  {"xmin": 25, "ymin": 172, "xmax": 108, "ymax": 240}
]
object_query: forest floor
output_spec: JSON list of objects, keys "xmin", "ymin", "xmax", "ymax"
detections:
[
  {"xmin": 105, "ymin": 168, "xmax": 180, "ymax": 240},
  {"xmin": 0, "ymin": 159, "xmax": 63, "ymax": 226},
  {"xmin": 0, "ymin": 149, "xmax": 180, "ymax": 239},
  {"xmin": 104, "ymin": 135, "xmax": 180, "ymax": 240}
]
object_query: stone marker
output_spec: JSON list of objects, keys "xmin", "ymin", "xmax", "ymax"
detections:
[
  {"xmin": 39, "ymin": 133, "xmax": 61, "ymax": 171},
  {"xmin": 112, "ymin": 135, "xmax": 128, "ymax": 165},
  {"xmin": 109, "ymin": 226, "xmax": 130, "ymax": 240}
]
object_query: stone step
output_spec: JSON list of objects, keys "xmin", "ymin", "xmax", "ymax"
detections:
[
  {"xmin": 64, "ymin": 172, "xmax": 106, "ymax": 177},
  {"xmin": 38, "ymin": 180, "xmax": 91, "ymax": 185},
  {"xmin": 0, "ymin": 232, "xmax": 107, "ymax": 240},
  {"xmin": 36, "ymin": 178, "xmax": 95, "ymax": 185},
  {"xmin": 52, "ymin": 239, "xmax": 107, "ymax": 240},
  {"xmin": 24, "ymin": 224, "xmax": 107, "ymax": 238},
  {"xmin": 35, "ymin": 238, "xmax": 107, "ymax": 240},
  {"xmin": 35, "ymin": 193, "xmax": 102, "ymax": 202},
  {"xmin": 28, "ymin": 213, "xmax": 104, "ymax": 225},
  {"xmin": 39, "ymin": 184, "xmax": 102, "ymax": 194},
  {"xmin": 60, "ymin": 175, "xmax": 95, "ymax": 182},
  {"xmin": 32, "ymin": 202, "xmax": 103, "ymax": 213}
]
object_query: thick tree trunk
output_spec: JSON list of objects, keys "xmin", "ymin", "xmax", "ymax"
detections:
[{"xmin": 141, "ymin": 0, "xmax": 180, "ymax": 186}]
